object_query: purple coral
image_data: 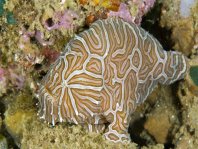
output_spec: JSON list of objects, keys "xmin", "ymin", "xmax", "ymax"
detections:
[
  {"xmin": 108, "ymin": 3, "xmax": 135, "ymax": 23},
  {"xmin": 18, "ymin": 28, "xmax": 34, "ymax": 49},
  {"xmin": 132, "ymin": 0, "xmax": 156, "ymax": 24},
  {"xmin": 19, "ymin": 28, "xmax": 54, "ymax": 48},
  {"xmin": 0, "ymin": 67, "xmax": 7, "ymax": 94},
  {"xmin": 44, "ymin": 10, "xmax": 79, "ymax": 30},
  {"xmin": 35, "ymin": 31, "xmax": 54, "ymax": 46},
  {"xmin": 8, "ymin": 68, "xmax": 25, "ymax": 90},
  {"xmin": 0, "ymin": 66, "xmax": 25, "ymax": 93},
  {"xmin": 108, "ymin": 0, "xmax": 156, "ymax": 25}
]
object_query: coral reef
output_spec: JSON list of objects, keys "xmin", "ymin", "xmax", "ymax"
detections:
[
  {"xmin": 106, "ymin": 0, "xmax": 156, "ymax": 24},
  {"xmin": 174, "ymin": 56, "xmax": 198, "ymax": 149},
  {"xmin": 128, "ymin": 0, "xmax": 156, "ymax": 24},
  {"xmin": 108, "ymin": 3, "xmax": 134, "ymax": 23},
  {"xmin": 3, "ymin": 89, "xmax": 138, "ymax": 148},
  {"xmin": 20, "ymin": 115, "xmax": 138, "ymax": 149},
  {"xmin": 0, "ymin": 0, "xmax": 197, "ymax": 148},
  {"xmin": 44, "ymin": 10, "xmax": 79, "ymax": 31}
]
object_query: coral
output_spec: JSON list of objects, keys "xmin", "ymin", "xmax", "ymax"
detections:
[
  {"xmin": 0, "ymin": 67, "xmax": 7, "ymax": 95},
  {"xmin": 30, "ymin": 0, "xmax": 82, "ymax": 38},
  {"xmin": 44, "ymin": 10, "xmax": 79, "ymax": 31},
  {"xmin": 8, "ymin": 67, "xmax": 25, "ymax": 90},
  {"xmin": 85, "ymin": 0, "xmax": 121, "ymax": 11},
  {"xmin": 3, "ymin": 91, "xmax": 36, "ymax": 145},
  {"xmin": 160, "ymin": 0, "xmax": 198, "ymax": 56},
  {"xmin": 0, "ymin": 66, "xmax": 25, "ymax": 96},
  {"xmin": 167, "ymin": 54, "xmax": 198, "ymax": 149},
  {"xmin": 175, "ymin": 74, "xmax": 198, "ymax": 148},
  {"xmin": 34, "ymin": 31, "xmax": 54, "ymax": 46},
  {"xmin": 108, "ymin": 0, "xmax": 156, "ymax": 24},
  {"xmin": 0, "ymin": 65, "xmax": 25, "ymax": 92},
  {"xmin": 98, "ymin": 0, "xmax": 121, "ymax": 11},
  {"xmin": 19, "ymin": 27, "xmax": 54, "ymax": 49},
  {"xmin": 128, "ymin": 0, "xmax": 156, "ymax": 24},
  {"xmin": 41, "ymin": 47, "xmax": 60, "ymax": 64},
  {"xmin": 38, "ymin": 18, "xmax": 189, "ymax": 143},
  {"xmin": 108, "ymin": 3, "xmax": 134, "ymax": 23},
  {"xmin": 3, "ymin": 90, "xmax": 138, "ymax": 148},
  {"xmin": 21, "ymin": 115, "xmax": 138, "ymax": 149},
  {"xmin": 85, "ymin": 9, "xmax": 108, "ymax": 26},
  {"xmin": 82, "ymin": 0, "xmax": 156, "ymax": 26},
  {"xmin": 4, "ymin": 109, "xmax": 34, "ymax": 146}
]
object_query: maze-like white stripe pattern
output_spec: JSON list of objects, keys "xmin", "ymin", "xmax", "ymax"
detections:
[{"xmin": 38, "ymin": 18, "xmax": 189, "ymax": 142}]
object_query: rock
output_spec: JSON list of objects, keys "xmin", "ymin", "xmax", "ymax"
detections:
[{"xmin": 0, "ymin": 134, "xmax": 8, "ymax": 149}]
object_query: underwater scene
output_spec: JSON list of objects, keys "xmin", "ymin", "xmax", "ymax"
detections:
[{"xmin": 0, "ymin": 0, "xmax": 198, "ymax": 148}]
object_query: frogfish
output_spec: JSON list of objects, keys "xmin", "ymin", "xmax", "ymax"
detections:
[{"xmin": 38, "ymin": 18, "xmax": 189, "ymax": 142}]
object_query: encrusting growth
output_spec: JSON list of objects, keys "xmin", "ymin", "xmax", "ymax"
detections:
[{"xmin": 38, "ymin": 18, "xmax": 189, "ymax": 143}]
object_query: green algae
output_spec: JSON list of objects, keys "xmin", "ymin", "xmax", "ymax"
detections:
[{"xmin": 190, "ymin": 66, "xmax": 198, "ymax": 86}]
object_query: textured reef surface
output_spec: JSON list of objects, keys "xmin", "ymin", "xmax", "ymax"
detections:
[{"xmin": 0, "ymin": 0, "xmax": 198, "ymax": 148}]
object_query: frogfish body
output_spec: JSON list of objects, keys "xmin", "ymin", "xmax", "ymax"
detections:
[{"xmin": 38, "ymin": 18, "xmax": 189, "ymax": 142}]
